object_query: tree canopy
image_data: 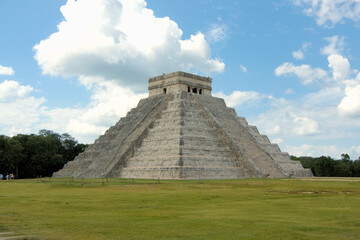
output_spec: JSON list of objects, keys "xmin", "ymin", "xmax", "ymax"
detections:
[
  {"xmin": 291, "ymin": 155, "xmax": 360, "ymax": 177},
  {"xmin": 0, "ymin": 130, "xmax": 87, "ymax": 179}
]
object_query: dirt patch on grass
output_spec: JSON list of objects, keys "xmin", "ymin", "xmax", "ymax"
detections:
[
  {"xmin": 0, "ymin": 232, "xmax": 38, "ymax": 240},
  {"xmin": 282, "ymin": 190, "xmax": 333, "ymax": 194}
]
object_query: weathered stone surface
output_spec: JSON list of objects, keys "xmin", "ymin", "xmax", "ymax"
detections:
[{"xmin": 54, "ymin": 71, "xmax": 313, "ymax": 179}]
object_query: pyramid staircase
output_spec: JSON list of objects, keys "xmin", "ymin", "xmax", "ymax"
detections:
[{"xmin": 117, "ymin": 92, "xmax": 244, "ymax": 179}]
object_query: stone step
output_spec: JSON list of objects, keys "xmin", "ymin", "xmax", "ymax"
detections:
[
  {"xmin": 120, "ymin": 167, "xmax": 181, "ymax": 179},
  {"xmin": 269, "ymin": 152, "xmax": 291, "ymax": 163},
  {"xmin": 120, "ymin": 166, "xmax": 245, "ymax": 179},
  {"xmin": 268, "ymin": 152, "xmax": 309, "ymax": 174},
  {"xmin": 237, "ymin": 116, "xmax": 248, "ymax": 126},
  {"xmin": 127, "ymin": 155, "xmax": 237, "ymax": 168},
  {"xmin": 182, "ymin": 157, "xmax": 237, "ymax": 167},
  {"xmin": 181, "ymin": 147, "xmax": 230, "ymax": 156},
  {"xmin": 137, "ymin": 139, "xmax": 228, "ymax": 151},
  {"xmin": 152, "ymin": 117, "xmax": 208, "ymax": 124},
  {"xmin": 252, "ymin": 135, "xmax": 271, "ymax": 145},
  {"xmin": 134, "ymin": 147, "xmax": 230, "ymax": 158},
  {"xmin": 146, "ymin": 129, "xmax": 181, "ymax": 137},
  {"xmin": 292, "ymin": 169, "xmax": 314, "ymax": 177},
  {"xmin": 125, "ymin": 156, "xmax": 181, "ymax": 168},
  {"xmin": 182, "ymin": 139, "xmax": 225, "ymax": 148},
  {"xmin": 246, "ymin": 125, "xmax": 260, "ymax": 135},
  {"xmin": 140, "ymin": 138, "xmax": 181, "ymax": 146},
  {"xmin": 260, "ymin": 143, "xmax": 281, "ymax": 153},
  {"xmin": 133, "ymin": 148, "xmax": 181, "ymax": 157},
  {"xmin": 153, "ymin": 117, "xmax": 207, "ymax": 125},
  {"xmin": 158, "ymin": 113, "xmax": 202, "ymax": 120},
  {"xmin": 181, "ymin": 128, "xmax": 217, "ymax": 136}
]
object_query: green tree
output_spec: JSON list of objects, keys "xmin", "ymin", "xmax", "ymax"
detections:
[
  {"xmin": 14, "ymin": 134, "xmax": 59, "ymax": 178},
  {"xmin": 334, "ymin": 156, "xmax": 353, "ymax": 177},
  {"xmin": 291, "ymin": 154, "xmax": 359, "ymax": 177},
  {"xmin": 0, "ymin": 135, "xmax": 24, "ymax": 176},
  {"xmin": 313, "ymin": 156, "xmax": 335, "ymax": 176},
  {"xmin": 353, "ymin": 158, "xmax": 360, "ymax": 177},
  {"xmin": 341, "ymin": 153, "xmax": 350, "ymax": 161},
  {"xmin": 12, "ymin": 130, "xmax": 88, "ymax": 178}
]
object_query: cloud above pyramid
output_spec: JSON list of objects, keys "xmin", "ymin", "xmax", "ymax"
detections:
[{"xmin": 34, "ymin": 0, "xmax": 224, "ymax": 90}]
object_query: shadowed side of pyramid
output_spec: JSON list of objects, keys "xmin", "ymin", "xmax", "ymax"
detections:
[
  {"xmin": 54, "ymin": 71, "xmax": 313, "ymax": 179},
  {"xmin": 53, "ymin": 94, "xmax": 171, "ymax": 178}
]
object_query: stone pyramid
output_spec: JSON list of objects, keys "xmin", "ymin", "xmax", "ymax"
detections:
[{"xmin": 54, "ymin": 71, "xmax": 313, "ymax": 179}]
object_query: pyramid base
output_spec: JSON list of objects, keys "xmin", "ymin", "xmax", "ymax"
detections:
[{"xmin": 118, "ymin": 166, "xmax": 246, "ymax": 179}]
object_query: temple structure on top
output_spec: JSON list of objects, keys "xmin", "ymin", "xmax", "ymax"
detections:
[
  {"xmin": 148, "ymin": 71, "xmax": 212, "ymax": 96},
  {"xmin": 54, "ymin": 71, "xmax": 313, "ymax": 179}
]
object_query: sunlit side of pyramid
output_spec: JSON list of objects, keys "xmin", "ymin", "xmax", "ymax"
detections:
[{"xmin": 54, "ymin": 71, "xmax": 313, "ymax": 179}]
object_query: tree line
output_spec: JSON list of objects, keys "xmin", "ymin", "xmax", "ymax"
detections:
[
  {"xmin": 291, "ymin": 154, "xmax": 360, "ymax": 177},
  {"xmin": 0, "ymin": 130, "xmax": 88, "ymax": 179}
]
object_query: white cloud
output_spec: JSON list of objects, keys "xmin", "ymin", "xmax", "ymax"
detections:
[
  {"xmin": 0, "ymin": 80, "xmax": 84, "ymax": 138},
  {"xmin": 34, "ymin": 0, "xmax": 224, "ymax": 90},
  {"xmin": 271, "ymin": 54, "xmax": 360, "ymax": 135},
  {"xmin": 303, "ymin": 86, "xmax": 344, "ymax": 106},
  {"xmin": 0, "ymin": 79, "xmax": 146, "ymax": 143},
  {"xmin": 276, "ymin": 54, "xmax": 355, "ymax": 87},
  {"xmin": 239, "ymin": 64, "xmax": 247, "ymax": 72},
  {"xmin": 293, "ymin": 116, "xmax": 319, "ymax": 135},
  {"xmin": 0, "ymin": 80, "xmax": 46, "ymax": 133},
  {"xmin": 267, "ymin": 124, "xmax": 281, "ymax": 135},
  {"xmin": 252, "ymin": 101, "xmax": 321, "ymax": 137},
  {"xmin": 328, "ymin": 54, "xmax": 351, "ymax": 81},
  {"xmin": 0, "ymin": 65, "xmax": 15, "ymax": 75},
  {"xmin": 179, "ymin": 33, "xmax": 225, "ymax": 74},
  {"xmin": 40, "ymin": 107, "xmax": 84, "ymax": 134},
  {"xmin": 215, "ymin": 91, "xmax": 328, "ymax": 139},
  {"xmin": 251, "ymin": 53, "xmax": 360, "ymax": 158},
  {"xmin": 321, "ymin": 36, "xmax": 345, "ymax": 55},
  {"xmin": 292, "ymin": 42, "xmax": 311, "ymax": 60},
  {"xmin": 249, "ymin": 87, "xmax": 360, "ymax": 161},
  {"xmin": 292, "ymin": 50, "xmax": 304, "ymax": 60},
  {"xmin": 293, "ymin": 0, "xmax": 360, "ymax": 27},
  {"xmin": 206, "ymin": 24, "xmax": 228, "ymax": 43},
  {"xmin": 302, "ymin": 42, "xmax": 312, "ymax": 50},
  {"xmin": 338, "ymin": 84, "xmax": 360, "ymax": 117},
  {"xmin": 284, "ymin": 144, "xmax": 360, "ymax": 159},
  {"xmin": 214, "ymin": 90, "xmax": 263, "ymax": 108},
  {"xmin": 275, "ymin": 62, "xmax": 327, "ymax": 85},
  {"xmin": 285, "ymin": 88, "xmax": 294, "ymax": 94},
  {"xmin": 0, "ymin": 80, "xmax": 33, "ymax": 100},
  {"xmin": 26, "ymin": 0, "xmax": 227, "ymax": 143}
]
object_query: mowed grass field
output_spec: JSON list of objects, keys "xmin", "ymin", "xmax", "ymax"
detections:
[{"xmin": 0, "ymin": 178, "xmax": 359, "ymax": 240}]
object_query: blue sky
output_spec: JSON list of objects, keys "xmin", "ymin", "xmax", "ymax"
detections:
[{"xmin": 1, "ymin": 0, "xmax": 360, "ymax": 159}]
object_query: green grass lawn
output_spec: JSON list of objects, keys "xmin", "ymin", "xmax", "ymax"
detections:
[{"xmin": 0, "ymin": 178, "xmax": 359, "ymax": 240}]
